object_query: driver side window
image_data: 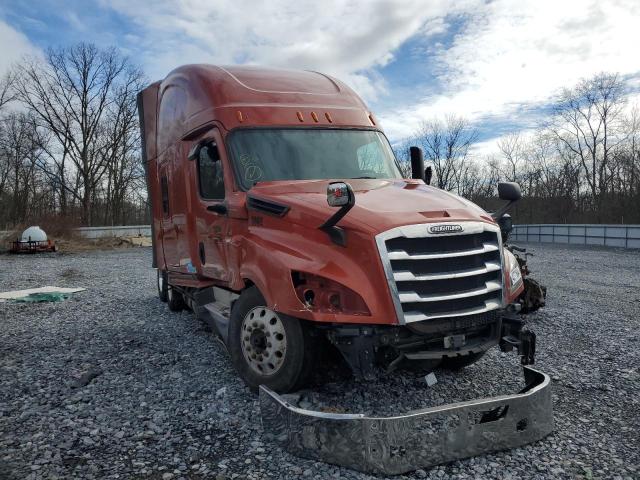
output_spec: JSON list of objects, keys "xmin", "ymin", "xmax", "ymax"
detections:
[{"xmin": 197, "ymin": 143, "xmax": 225, "ymax": 199}]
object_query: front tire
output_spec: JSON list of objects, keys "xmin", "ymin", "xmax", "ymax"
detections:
[{"xmin": 228, "ymin": 286, "xmax": 313, "ymax": 393}]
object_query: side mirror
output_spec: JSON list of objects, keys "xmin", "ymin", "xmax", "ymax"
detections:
[
  {"xmin": 409, "ymin": 146, "xmax": 425, "ymax": 180},
  {"xmin": 498, "ymin": 182, "xmax": 521, "ymax": 201},
  {"xmin": 491, "ymin": 182, "xmax": 521, "ymax": 220},
  {"xmin": 320, "ymin": 182, "xmax": 355, "ymax": 246}
]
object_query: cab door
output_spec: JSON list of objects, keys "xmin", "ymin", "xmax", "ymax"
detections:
[{"xmin": 192, "ymin": 129, "xmax": 229, "ymax": 281}]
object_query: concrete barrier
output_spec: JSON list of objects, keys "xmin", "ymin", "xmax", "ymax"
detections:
[
  {"xmin": 512, "ymin": 224, "xmax": 640, "ymax": 249},
  {"xmin": 75, "ymin": 225, "xmax": 151, "ymax": 239}
]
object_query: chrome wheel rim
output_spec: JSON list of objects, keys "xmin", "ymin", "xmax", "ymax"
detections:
[{"xmin": 240, "ymin": 307, "xmax": 287, "ymax": 376}]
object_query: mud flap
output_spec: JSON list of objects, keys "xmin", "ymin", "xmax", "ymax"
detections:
[{"xmin": 260, "ymin": 366, "xmax": 553, "ymax": 475}]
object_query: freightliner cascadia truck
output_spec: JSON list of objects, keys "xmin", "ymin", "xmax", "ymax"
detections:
[{"xmin": 138, "ymin": 65, "xmax": 552, "ymax": 473}]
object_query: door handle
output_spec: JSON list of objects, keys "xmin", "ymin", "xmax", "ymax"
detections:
[{"xmin": 207, "ymin": 203, "xmax": 228, "ymax": 215}]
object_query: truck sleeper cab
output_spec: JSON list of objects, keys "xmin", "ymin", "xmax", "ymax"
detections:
[{"xmin": 138, "ymin": 65, "xmax": 526, "ymax": 393}]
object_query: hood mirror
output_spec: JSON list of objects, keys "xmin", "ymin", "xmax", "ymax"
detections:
[
  {"xmin": 327, "ymin": 182, "xmax": 352, "ymax": 207},
  {"xmin": 320, "ymin": 181, "xmax": 355, "ymax": 247}
]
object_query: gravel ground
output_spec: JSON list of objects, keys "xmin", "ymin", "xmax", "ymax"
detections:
[{"xmin": 0, "ymin": 243, "xmax": 638, "ymax": 480}]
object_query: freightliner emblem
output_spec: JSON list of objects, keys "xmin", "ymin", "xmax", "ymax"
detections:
[{"xmin": 430, "ymin": 224, "xmax": 463, "ymax": 234}]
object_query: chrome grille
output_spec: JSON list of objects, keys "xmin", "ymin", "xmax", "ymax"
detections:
[{"xmin": 376, "ymin": 222, "xmax": 504, "ymax": 323}]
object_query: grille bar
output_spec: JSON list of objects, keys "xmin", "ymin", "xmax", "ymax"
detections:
[
  {"xmin": 376, "ymin": 222, "xmax": 504, "ymax": 324},
  {"xmin": 403, "ymin": 299, "xmax": 503, "ymax": 323},
  {"xmin": 393, "ymin": 261, "xmax": 501, "ymax": 282},
  {"xmin": 387, "ymin": 242, "xmax": 499, "ymax": 261},
  {"xmin": 398, "ymin": 280, "xmax": 502, "ymax": 303}
]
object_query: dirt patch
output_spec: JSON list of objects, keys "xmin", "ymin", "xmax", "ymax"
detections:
[{"xmin": 54, "ymin": 236, "xmax": 152, "ymax": 253}]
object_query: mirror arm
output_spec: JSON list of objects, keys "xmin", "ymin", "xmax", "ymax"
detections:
[
  {"xmin": 491, "ymin": 200, "xmax": 515, "ymax": 220},
  {"xmin": 319, "ymin": 199, "xmax": 354, "ymax": 230},
  {"xmin": 320, "ymin": 184, "xmax": 355, "ymax": 247}
]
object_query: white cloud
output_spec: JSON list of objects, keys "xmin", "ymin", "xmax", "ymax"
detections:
[
  {"xmin": 102, "ymin": 0, "xmax": 480, "ymax": 100},
  {"xmin": 381, "ymin": 0, "xmax": 640, "ymax": 139},
  {"xmin": 100, "ymin": 0, "xmax": 640, "ymax": 147},
  {"xmin": 0, "ymin": 20, "xmax": 41, "ymax": 78}
]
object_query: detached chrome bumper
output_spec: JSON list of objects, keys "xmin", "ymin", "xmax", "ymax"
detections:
[{"xmin": 260, "ymin": 367, "xmax": 553, "ymax": 475}]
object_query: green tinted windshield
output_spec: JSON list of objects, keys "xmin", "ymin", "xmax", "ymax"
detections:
[{"xmin": 228, "ymin": 128, "xmax": 401, "ymax": 189}]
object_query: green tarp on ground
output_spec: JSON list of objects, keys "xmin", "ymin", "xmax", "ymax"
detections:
[{"xmin": 13, "ymin": 292, "xmax": 69, "ymax": 303}]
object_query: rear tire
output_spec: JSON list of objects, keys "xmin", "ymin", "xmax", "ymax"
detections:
[
  {"xmin": 167, "ymin": 285, "xmax": 185, "ymax": 312},
  {"xmin": 228, "ymin": 286, "xmax": 313, "ymax": 393},
  {"xmin": 157, "ymin": 269, "xmax": 168, "ymax": 302},
  {"xmin": 441, "ymin": 351, "xmax": 485, "ymax": 370}
]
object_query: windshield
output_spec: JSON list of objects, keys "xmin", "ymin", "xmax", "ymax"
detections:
[{"xmin": 228, "ymin": 128, "xmax": 402, "ymax": 189}]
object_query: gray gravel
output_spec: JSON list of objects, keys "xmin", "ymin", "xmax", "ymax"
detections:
[{"xmin": 0, "ymin": 243, "xmax": 638, "ymax": 479}]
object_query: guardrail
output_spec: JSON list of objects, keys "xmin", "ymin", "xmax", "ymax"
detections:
[{"xmin": 512, "ymin": 224, "xmax": 640, "ymax": 249}]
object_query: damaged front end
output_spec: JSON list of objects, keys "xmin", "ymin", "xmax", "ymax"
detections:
[
  {"xmin": 260, "ymin": 366, "xmax": 553, "ymax": 475},
  {"xmin": 260, "ymin": 317, "xmax": 552, "ymax": 475}
]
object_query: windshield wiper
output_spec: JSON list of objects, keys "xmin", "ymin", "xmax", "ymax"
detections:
[{"xmin": 350, "ymin": 176, "xmax": 377, "ymax": 179}]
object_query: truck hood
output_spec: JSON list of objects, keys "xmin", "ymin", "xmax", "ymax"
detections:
[{"xmin": 247, "ymin": 179, "xmax": 494, "ymax": 234}]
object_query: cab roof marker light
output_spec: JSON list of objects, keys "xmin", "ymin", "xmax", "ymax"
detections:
[
  {"xmin": 311, "ymin": 111, "xmax": 319, "ymax": 123},
  {"xmin": 325, "ymin": 112, "xmax": 333, "ymax": 123},
  {"xmin": 296, "ymin": 111, "xmax": 304, "ymax": 122},
  {"xmin": 368, "ymin": 113, "xmax": 376, "ymax": 126},
  {"xmin": 236, "ymin": 110, "xmax": 244, "ymax": 122}
]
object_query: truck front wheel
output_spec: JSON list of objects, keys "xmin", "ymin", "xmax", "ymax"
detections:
[{"xmin": 228, "ymin": 286, "xmax": 313, "ymax": 393}]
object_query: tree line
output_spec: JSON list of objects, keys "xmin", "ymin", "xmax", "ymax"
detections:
[
  {"xmin": 395, "ymin": 72, "xmax": 640, "ymax": 224},
  {"xmin": 1, "ymin": 42, "xmax": 638, "ymax": 229},
  {"xmin": 0, "ymin": 43, "xmax": 147, "ymax": 230}
]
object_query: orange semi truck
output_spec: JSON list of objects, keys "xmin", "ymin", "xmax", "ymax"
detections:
[{"xmin": 138, "ymin": 65, "xmax": 552, "ymax": 474}]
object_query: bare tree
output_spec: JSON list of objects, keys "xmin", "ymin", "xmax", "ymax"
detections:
[
  {"xmin": 549, "ymin": 73, "xmax": 627, "ymax": 209},
  {"xmin": 0, "ymin": 72, "xmax": 16, "ymax": 111},
  {"xmin": 100, "ymin": 78, "xmax": 145, "ymax": 224},
  {"xmin": 0, "ymin": 113, "xmax": 46, "ymax": 224},
  {"xmin": 14, "ymin": 43, "xmax": 144, "ymax": 225},
  {"xmin": 497, "ymin": 132, "xmax": 526, "ymax": 183},
  {"xmin": 414, "ymin": 115, "xmax": 478, "ymax": 194}
]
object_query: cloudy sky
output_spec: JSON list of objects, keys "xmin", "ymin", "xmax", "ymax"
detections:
[{"xmin": 1, "ymin": 0, "xmax": 639, "ymax": 150}]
